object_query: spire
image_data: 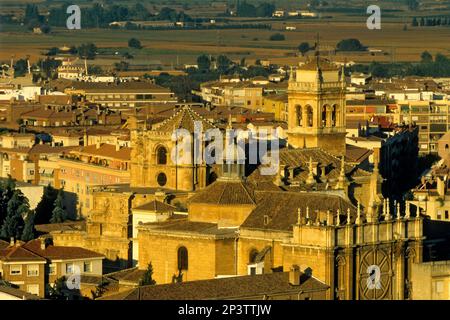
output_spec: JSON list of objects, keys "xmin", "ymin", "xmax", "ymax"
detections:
[
  {"xmin": 306, "ymin": 206, "xmax": 311, "ymax": 225},
  {"xmin": 297, "ymin": 208, "xmax": 302, "ymax": 225},
  {"xmin": 356, "ymin": 202, "xmax": 361, "ymax": 225},
  {"xmin": 335, "ymin": 156, "xmax": 347, "ymax": 190},
  {"xmin": 396, "ymin": 201, "xmax": 401, "ymax": 220},
  {"xmin": 405, "ymin": 200, "xmax": 411, "ymax": 219},
  {"xmin": 289, "ymin": 66, "xmax": 294, "ymax": 82},
  {"xmin": 306, "ymin": 157, "xmax": 315, "ymax": 184},
  {"xmin": 385, "ymin": 198, "xmax": 392, "ymax": 221}
]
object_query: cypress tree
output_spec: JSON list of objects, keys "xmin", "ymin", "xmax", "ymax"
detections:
[
  {"xmin": 0, "ymin": 189, "xmax": 29, "ymax": 240},
  {"xmin": 21, "ymin": 211, "xmax": 36, "ymax": 241},
  {"xmin": 139, "ymin": 262, "xmax": 156, "ymax": 286},
  {"xmin": 50, "ymin": 189, "xmax": 67, "ymax": 223}
]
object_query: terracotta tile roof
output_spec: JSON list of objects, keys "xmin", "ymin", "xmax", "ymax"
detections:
[
  {"xmin": 105, "ymin": 267, "xmax": 146, "ymax": 285},
  {"xmin": 0, "ymin": 283, "xmax": 42, "ymax": 300},
  {"xmin": 153, "ymin": 105, "xmax": 217, "ymax": 133},
  {"xmin": 140, "ymin": 218, "xmax": 236, "ymax": 237},
  {"xmin": 133, "ymin": 200, "xmax": 176, "ymax": 212},
  {"xmin": 100, "ymin": 272, "xmax": 329, "ymax": 300},
  {"xmin": 345, "ymin": 144, "xmax": 373, "ymax": 163},
  {"xmin": 0, "ymin": 239, "xmax": 10, "ymax": 250},
  {"xmin": 0, "ymin": 245, "xmax": 46, "ymax": 262},
  {"xmin": 35, "ymin": 221, "xmax": 86, "ymax": 234},
  {"xmin": 22, "ymin": 239, "xmax": 104, "ymax": 260},
  {"xmin": 68, "ymin": 81, "xmax": 171, "ymax": 93},
  {"xmin": 69, "ymin": 143, "xmax": 131, "ymax": 161},
  {"xmin": 249, "ymin": 147, "xmax": 367, "ymax": 189},
  {"xmin": 188, "ymin": 179, "xmax": 257, "ymax": 206},
  {"xmin": 37, "ymin": 95, "xmax": 74, "ymax": 105},
  {"xmin": 241, "ymin": 191, "xmax": 357, "ymax": 231}
]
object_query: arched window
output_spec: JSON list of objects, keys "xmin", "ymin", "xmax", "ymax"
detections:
[
  {"xmin": 306, "ymin": 105, "xmax": 313, "ymax": 127},
  {"xmin": 332, "ymin": 105, "xmax": 338, "ymax": 127},
  {"xmin": 157, "ymin": 172, "xmax": 167, "ymax": 186},
  {"xmin": 156, "ymin": 146, "xmax": 167, "ymax": 165},
  {"xmin": 321, "ymin": 105, "xmax": 327, "ymax": 127},
  {"xmin": 249, "ymin": 249, "xmax": 259, "ymax": 263},
  {"xmin": 177, "ymin": 246, "xmax": 188, "ymax": 270},
  {"xmin": 296, "ymin": 105, "xmax": 302, "ymax": 126}
]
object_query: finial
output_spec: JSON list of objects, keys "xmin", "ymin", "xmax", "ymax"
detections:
[
  {"xmin": 347, "ymin": 208, "xmax": 351, "ymax": 225},
  {"xmin": 289, "ymin": 66, "xmax": 294, "ymax": 82},
  {"xmin": 306, "ymin": 157, "xmax": 315, "ymax": 184},
  {"xmin": 306, "ymin": 206, "xmax": 311, "ymax": 225},
  {"xmin": 396, "ymin": 201, "xmax": 401, "ymax": 220},
  {"xmin": 336, "ymin": 209, "xmax": 340, "ymax": 226},
  {"xmin": 386, "ymin": 198, "xmax": 392, "ymax": 221},
  {"xmin": 356, "ymin": 202, "xmax": 361, "ymax": 224},
  {"xmin": 405, "ymin": 200, "xmax": 411, "ymax": 219},
  {"xmin": 297, "ymin": 208, "xmax": 302, "ymax": 225},
  {"xmin": 326, "ymin": 210, "xmax": 332, "ymax": 226}
]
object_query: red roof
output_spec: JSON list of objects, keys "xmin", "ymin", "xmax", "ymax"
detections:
[{"xmin": 22, "ymin": 239, "xmax": 104, "ymax": 260}]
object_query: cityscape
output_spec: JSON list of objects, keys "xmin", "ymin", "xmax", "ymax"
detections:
[{"xmin": 0, "ymin": 0, "xmax": 450, "ymax": 305}]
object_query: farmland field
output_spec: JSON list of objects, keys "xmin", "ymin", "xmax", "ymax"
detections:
[{"xmin": 1, "ymin": 1, "xmax": 450, "ymax": 68}]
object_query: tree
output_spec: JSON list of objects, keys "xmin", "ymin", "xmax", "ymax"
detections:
[
  {"xmin": 48, "ymin": 276, "xmax": 69, "ymax": 300},
  {"xmin": 406, "ymin": 0, "xmax": 419, "ymax": 11},
  {"xmin": 34, "ymin": 185, "xmax": 58, "ymax": 225},
  {"xmin": 13, "ymin": 59, "xmax": 28, "ymax": 77},
  {"xmin": 128, "ymin": 38, "xmax": 142, "ymax": 49},
  {"xmin": 197, "ymin": 54, "xmax": 211, "ymax": 71},
  {"xmin": 269, "ymin": 33, "xmax": 285, "ymax": 41},
  {"xmin": 336, "ymin": 39, "xmax": 366, "ymax": 51},
  {"xmin": 139, "ymin": 262, "xmax": 156, "ymax": 286},
  {"xmin": 50, "ymin": 189, "xmax": 67, "ymax": 223},
  {"xmin": 298, "ymin": 42, "xmax": 311, "ymax": 56},
  {"xmin": 21, "ymin": 211, "xmax": 35, "ymax": 241},
  {"xmin": 217, "ymin": 55, "xmax": 232, "ymax": 73},
  {"xmin": 77, "ymin": 43, "xmax": 97, "ymax": 60},
  {"xmin": 421, "ymin": 51, "xmax": 433, "ymax": 63},
  {"xmin": 0, "ymin": 189, "xmax": 29, "ymax": 240},
  {"xmin": 114, "ymin": 61, "xmax": 129, "ymax": 71}
]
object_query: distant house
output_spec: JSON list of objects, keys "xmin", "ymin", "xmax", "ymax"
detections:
[
  {"xmin": 272, "ymin": 10, "xmax": 285, "ymax": 17},
  {"xmin": 0, "ymin": 238, "xmax": 104, "ymax": 298},
  {"xmin": 285, "ymin": 26, "xmax": 296, "ymax": 31}
]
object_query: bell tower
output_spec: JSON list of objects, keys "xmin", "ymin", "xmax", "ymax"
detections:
[{"xmin": 287, "ymin": 56, "xmax": 347, "ymax": 156}]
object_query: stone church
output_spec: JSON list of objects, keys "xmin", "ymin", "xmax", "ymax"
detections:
[{"xmin": 47, "ymin": 57, "xmax": 450, "ymax": 299}]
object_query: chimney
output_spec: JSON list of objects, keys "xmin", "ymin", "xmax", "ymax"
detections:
[
  {"xmin": 289, "ymin": 265, "xmax": 301, "ymax": 286},
  {"xmin": 40, "ymin": 238, "xmax": 46, "ymax": 250}
]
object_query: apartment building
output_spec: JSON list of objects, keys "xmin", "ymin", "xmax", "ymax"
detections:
[
  {"xmin": 399, "ymin": 100, "xmax": 450, "ymax": 154},
  {"xmin": 64, "ymin": 81, "xmax": 177, "ymax": 110},
  {"xmin": 58, "ymin": 143, "xmax": 131, "ymax": 217},
  {"xmin": 196, "ymin": 78, "xmax": 287, "ymax": 111},
  {"xmin": 262, "ymin": 93, "xmax": 288, "ymax": 121},
  {"xmin": 0, "ymin": 238, "xmax": 104, "ymax": 298}
]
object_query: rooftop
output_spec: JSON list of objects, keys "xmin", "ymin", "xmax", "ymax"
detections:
[{"xmin": 100, "ymin": 271, "xmax": 328, "ymax": 300}]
